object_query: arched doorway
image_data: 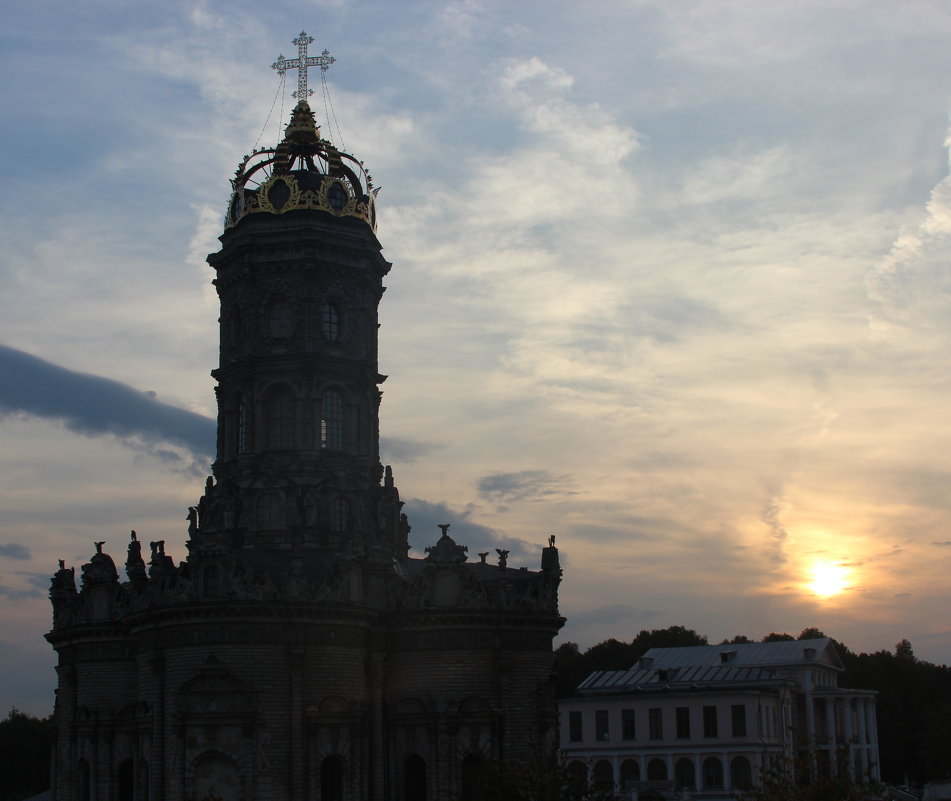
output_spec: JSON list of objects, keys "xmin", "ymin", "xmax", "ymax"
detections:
[
  {"xmin": 674, "ymin": 757, "xmax": 695, "ymax": 790},
  {"xmin": 404, "ymin": 754, "xmax": 427, "ymax": 801},
  {"xmin": 321, "ymin": 754, "xmax": 344, "ymax": 801}
]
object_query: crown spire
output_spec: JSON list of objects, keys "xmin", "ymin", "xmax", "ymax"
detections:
[{"xmin": 271, "ymin": 31, "xmax": 335, "ymax": 103}]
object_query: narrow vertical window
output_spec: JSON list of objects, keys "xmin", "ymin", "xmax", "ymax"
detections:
[
  {"xmin": 621, "ymin": 708, "xmax": 636, "ymax": 740},
  {"xmin": 267, "ymin": 298, "xmax": 294, "ymax": 338},
  {"xmin": 322, "ymin": 302, "xmax": 340, "ymax": 342},
  {"xmin": 237, "ymin": 396, "xmax": 251, "ymax": 454},
  {"xmin": 676, "ymin": 706, "xmax": 690, "ymax": 738},
  {"xmin": 649, "ymin": 707, "xmax": 663, "ymax": 740},
  {"xmin": 321, "ymin": 391, "xmax": 343, "ymax": 450},
  {"xmin": 268, "ymin": 389, "xmax": 295, "ymax": 450},
  {"xmin": 330, "ymin": 498, "xmax": 350, "ymax": 532},
  {"xmin": 595, "ymin": 709, "xmax": 609, "ymax": 741},
  {"xmin": 703, "ymin": 705, "xmax": 718, "ymax": 737},
  {"xmin": 568, "ymin": 710, "xmax": 583, "ymax": 742},
  {"xmin": 731, "ymin": 703, "xmax": 747, "ymax": 737}
]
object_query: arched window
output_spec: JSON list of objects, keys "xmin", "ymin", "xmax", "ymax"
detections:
[
  {"xmin": 257, "ymin": 494, "xmax": 284, "ymax": 529},
  {"xmin": 321, "ymin": 755, "xmax": 344, "ymax": 801},
  {"xmin": 567, "ymin": 761, "xmax": 587, "ymax": 792},
  {"xmin": 267, "ymin": 298, "xmax": 294, "ymax": 338},
  {"xmin": 404, "ymin": 754, "xmax": 427, "ymax": 801},
  {"xmin": 647, "ymin": 758, "xmax": 667, "ymax": 781},
  {"xmin": 322, "ymin": 302, "xmax": 340, "ymax": 342},
  {"xmin": 267, "ymin": 388, "xmax": 294, "ymax": 450},
  {"xmin": 731, "ymin": 756, "xmax": 753, "ymax": 789},
  {"xmin": 620, "ymin": 759, "xmax": 639, "ymax": 789},
  {"xmin": 703, "ymin": 756, "xmax": 724, "ymax": 789},
  {"xmin": 321, "ymin": 391, "xmax": 343, "ymax": 450},
  {"xmin": 592, "ymin": 760, "xmax": 613, "ymax": 793},
  {"xmin": 674, "ymin": 757, "xmax": 695, "ymax": 790}
]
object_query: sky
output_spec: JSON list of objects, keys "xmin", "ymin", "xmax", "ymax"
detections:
[{"xmin": 2, "ymin": 0, "xmax": 951, "ymax": 715}]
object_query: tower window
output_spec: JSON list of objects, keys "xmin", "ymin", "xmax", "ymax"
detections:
[
  {"xmin": 322, "ymin": 302, "xmax": 340, "ymax": 342},
  {"xmin": 267, "ymin": 389, "xmax": 295, "ymax": 450},
  {"xmin": 321, "ymin": 391, "xmax": 343, "ymax": 450},
  {"xmin": 328, "ymin": 182, "xmax": 347, "ymax": 212},
  {"xmin": 237, "ymin": 396, "xmax": 251, "ymax": 454},
  {"xmin": 267, "ymin": 298, "xmax": 294, "ymax": 338},
  {"xmin": 330, "ymin": 498, "xmax": 349, "ymax": 532}
]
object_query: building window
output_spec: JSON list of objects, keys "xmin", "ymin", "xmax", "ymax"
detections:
[
  {"xmin": 674, "ymin": 757, "xmax": 695, "ymax": 791},
  {"xmin": 647, "ymin": 758, "xmax": 667, "ymax": 781},
  {"xmin": 703, "ymin": 756, "xmax": 724, "ymax": 789},
  {"xmin": 237, "ymin": 395, "xmax": 251, "ymax": 454},
  {"xmin": 620, "ymin": 759, "xmax": 639, "ymax": 788},
  {"xmin": 321, "ymin": 391, "xmax": 343, "ymax": 450},
  {"xmin": 648, "ymin": 707, "xmax": 663, "ymax": 740},
  {"xmin": 731, "ymin": 703, "xmax": 747, "ymax": 737},
  {"xmin": 330, "ymin": 498, "xmax": 350, "ymax": 532},
  {"xmin": 703, "ymin": 705, "xmax": 718, "ymax": 737},
  {"xmin": 322, "ymin": 302, "xmax": 340, "ymax": 341},
  {"xmin": 592, "ymin": 761, "xmax": 613, "ymax": 794},
  {"xmin": 267, "ymin": 298, "xmax": 294, "ymax": 338},
  {"xmin": 731, "ymin": 756, "xmax": 753, "ymax": 789},
  {"xmin": 568, "ymin": 710, "xmax": 583, "ymax": 742},
  {"xmin": 267, "ymin": 389, "xmax": 295, "ymax": 450},
  {"xmin": 595, "ymin": 709, "xmax": 609, "ymax": 741},
  {"xmin": 621, "ymin": 708, "xmax": 636, "ymax": 740},
  {"xmin": 676, "ymin": 706, "xmax": 690, "ymax": 738},
  {"xmin": 404, "ymin": 754, "xmax": 427, "ymax": 801},
  {"xmin": 321, "ymin": 755, "xmax": 344, "ymax": 801}
]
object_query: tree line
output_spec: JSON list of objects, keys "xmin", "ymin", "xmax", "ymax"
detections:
[{"xmin": 554, "ymin": 625, "xmax": 951, "ymax": 786}]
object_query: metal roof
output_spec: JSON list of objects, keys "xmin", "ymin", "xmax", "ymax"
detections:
[{"xmin": 576, "ymin": 639, "xmax": 841, "ymax": 695}]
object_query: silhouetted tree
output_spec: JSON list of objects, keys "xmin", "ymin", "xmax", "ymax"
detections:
[
  {"xmin": 763, "ymin": 632, "xmax": 796, "ymax": 642},
  {"xmin": 0, "ymin": 708, "xmax": 53, "ymax": 801}
]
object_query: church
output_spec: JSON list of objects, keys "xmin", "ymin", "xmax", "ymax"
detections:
[{"xmin": 45, "ymin": 34, "xmax": 564, "ymax": 801}]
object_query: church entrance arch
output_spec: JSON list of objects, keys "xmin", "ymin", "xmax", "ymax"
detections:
[
  {"xmin": 321, "ymin": 754, "xmax": 344, "ymax": 801},
  {"xmin": 404, "ymin": 754, "xmax": 427, "ymax": 801}
]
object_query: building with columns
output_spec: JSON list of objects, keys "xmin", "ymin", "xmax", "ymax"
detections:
[
  {"xmin": 559, "ymin": 638, "xmax": 879, "ymax": 799},
  {"xmin": 45, "ymin": 34, "xmax": 563, "ymax": 801}
]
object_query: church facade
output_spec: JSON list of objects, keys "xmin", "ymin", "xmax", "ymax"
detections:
[{"xmin": 46, "ymin": 47, "xmax": 563, "ymax": 801}]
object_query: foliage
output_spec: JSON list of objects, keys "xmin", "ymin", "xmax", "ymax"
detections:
[
  {"xmin": 459, "ymin": 751, "xmax": 611, "ymax": 801},
  {"xmin": 554, "ymin": 626, "xmax": 707, "ymax": 697},
  {"xmin": 0, "ymin": 708, "xmax": 53, "ymax": 801},
  {"xmin": 747, "ymin": 747, "xmax": 878, "ymax": 801}
]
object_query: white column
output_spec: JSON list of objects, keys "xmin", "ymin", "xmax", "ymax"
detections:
[
  {"xmin": 826, "ymin": 698, "xmax": 838, "ymax": 775},
  {"xmin": 694, "ymin": 755, "xmax": 702, "ymax": 790},
  {"xmin": 867, "ymin": 700, "xmax": 880, "ymax": 781},
  {"xmin": 856, "ymin": 700, "xmax": 868, "ymax": 779},
  {"xmin": 842, "ymin": 698, "xmax": 854, "ymax": 779},
  {"xmin": 723, "ymin": 753, "xmax": 731, "ymax": 791}
]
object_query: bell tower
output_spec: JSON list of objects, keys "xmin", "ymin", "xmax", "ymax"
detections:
[{"xmin": 191, "ymin": 98, "xmax": 407, "ymax": 589}]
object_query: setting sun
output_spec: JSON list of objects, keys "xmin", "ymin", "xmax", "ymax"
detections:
[{"xmin": 808, "ymin": 561, "xmax": 850, "ymax": 597}]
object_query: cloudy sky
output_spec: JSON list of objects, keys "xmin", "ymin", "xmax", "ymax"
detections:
[{"xmin": 3, "ymin": 0, "xmax": 951, "ymax": 714}]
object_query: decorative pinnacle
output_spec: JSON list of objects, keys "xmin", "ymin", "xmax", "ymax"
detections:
[{"xmin": 271, "ymin": 31, "xmax": 335, "ymax": 102}]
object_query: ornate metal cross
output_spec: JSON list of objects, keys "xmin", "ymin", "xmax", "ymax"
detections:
[{"xmin": 271, "ymin": 31, "xmax": 335, "ymax": 101}]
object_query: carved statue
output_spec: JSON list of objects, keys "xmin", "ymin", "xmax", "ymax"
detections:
[
  {"xmin": 496, "ymin": 549, "xmax": 509, "ymax": 569},
  {"xmin": 478, "ymin": 552, "xmax": 489, "ymax": 564},
  {"xmin": 186, "ymin": 507, "xmax": 199, "ymax": 538},
  {"xmin": 94, "ymin": 541, "xmax": 105, "ymax": 554},
  {"xmin": 548, "ymin": 534, "xmax": 556, "ymax": 548},
  {"xmin": 58, "ymin": 559, "xmax": 65, "ymax": 571}
]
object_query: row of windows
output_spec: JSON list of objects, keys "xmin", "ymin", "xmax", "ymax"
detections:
[
  {"xmin": 265, "ymin": 299, "xmax": 343, "ymax": 342},
  {"xmin": 568, "ymin": 755, "xmax": 754, "ymax": 791},
  {"xmin": 569, "ymin": 704, "xmax": 747, "ymax": 742},
  {"xmin": 230, "ymin": 391, "xmax": 345, "ymax": 455}
]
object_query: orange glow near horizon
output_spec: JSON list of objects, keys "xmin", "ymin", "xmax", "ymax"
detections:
[{"xmin": 807, "ymin": 560, "xmax": 850, "ymax": 598}]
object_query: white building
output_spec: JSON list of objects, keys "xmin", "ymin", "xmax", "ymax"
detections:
[{"xmin": 559, "ymin": 639, "xmax": 879, "ymax": 799}]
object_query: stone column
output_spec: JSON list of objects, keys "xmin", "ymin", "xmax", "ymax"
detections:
[
  {"xmin": 867, "ymin": 699, "xmax": 880, "ymax": 781},
  {"xmin": 842, "ymin": 698, "xmax": 854, "ymax": 779},
  {"xmin": 856, "ymin": 700, "xmax": 868, "ymax": 779},
  {"xmin": 825, "ymin": 697, "xmax": 838, "ymax": 775},
  {"xmin": 693, "ymin": 755, "xmax": 702, "ymax": 791}
]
